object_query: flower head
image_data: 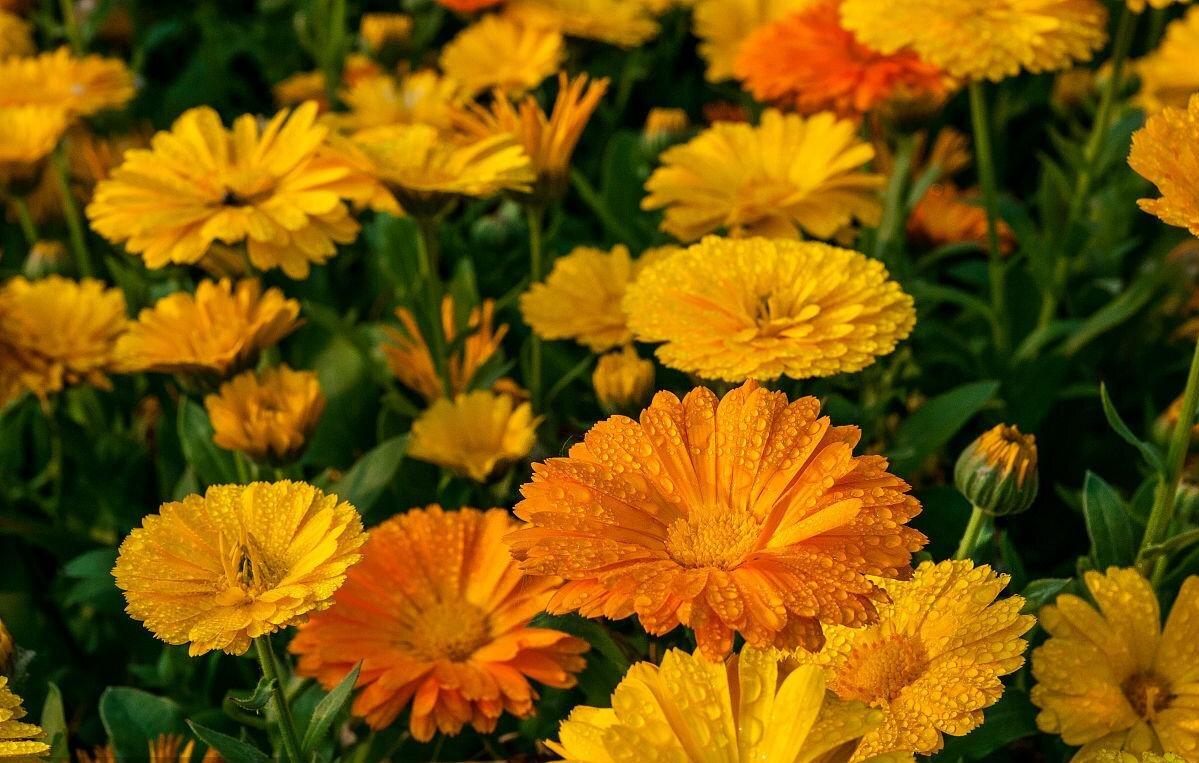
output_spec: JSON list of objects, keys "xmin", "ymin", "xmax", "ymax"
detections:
[
  {"xmin": 410, "ymin": 391, "xmax": 538, "ymax": 481},
  {"xmin": 548, "ymin": 646, "xmax": 889, "ymax": 761},
  {"xmin": 0, "ymin": 47, "xmax": 134, "ymax": 117},
  {"xmin": 113, "ymin": 481, "xmax": 366, "ymax": 656},
  {"xmin": 115, "ymin": 279, "xmax": 301, "ymax": 380},
  {"xmin": 0, "ymin": 11, "xmax": 32, "ymax": 58},
  {"xmin": 840, "ymin": 0, "xmax": 1108, "ymax": 82},
  {"xmin": 359, "ymin": 13, "xmax": 413, "ymax": 52},
  {"xmin": 643, "ymin": 109, "xmax": 884, "ymax": 241},
  {"xmin": 508, "ymin": 380, "xmax": 926, "ymax": 659},
  {"xmin": 1135, "ymin": 8, "xmax": 1199, "ymax": 115},
  {"xmin": 439, "ymin": 15, "xmax": 563, "ymax": 97},
  {"xmin": 795, "ymin": 560, "xmax": 1033, "ymax": 760},
  {"xmin": 592, "ymin": 345, "xmax": 654, "ymax": 413},
  {"xmin": 204, "ymin": 365, "xmax": 325, "ymax": 464},
  {"xmin": 955, "ymin": 424, "xmax": 1039, "ymax": 516},
  {"xmin": 0, "ymin": 676, "xmax": 48, "ymax": 760},
  {"xmin": 1033, "ymin": 568, "xmax": 1199, "ymax": 759},
  {"xmin": 334, "ymin": 70, "xmax": 464, "ymax": 133},
  {"xmin": 506, "ymin": 0, "xmax": 660, "ymax": 47},
  {"xmin": 0, "ymin": 106, "xmax": 69, "ymax": 188},
  {"xmin": 292, "ymin": 505, "xmax": 587, "ymax": 741},
  {"xmin": 907, "ymin": 183, "xmax": 1017, "ymax": 254},
  {"xmin": 692, "ymin": 0, "xmax": 813, "ymax": 82},
  {"xmin": 1130, "ymin": 94, "xmax": 1199, "ymax": 237}
]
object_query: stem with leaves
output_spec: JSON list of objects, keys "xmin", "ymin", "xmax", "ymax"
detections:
[
  {"xmin": 52, "ymin": 144, "xmax": 94, "ymax": 277},
  {"xmin": 253, "ymin": 635, "xmax": 304, "ymax": 763},
  {"xmin": 967, "ymin": 82, "xmax": 1008, "ymax": 356}
]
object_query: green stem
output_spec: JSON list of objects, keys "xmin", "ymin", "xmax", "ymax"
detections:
[
  {"xmin": 413, "ymin": 215, "xmax": 450, "ymax": 395},
  {"xmin": 872, "ymin": 134, "xmax": 916, "ymax": 266},
  {"xmin": 52, "ymin": 145, "xmax": 93, "ymax": 278},
  {"xmin": 58, "ymin": 0, "xmax": 83, "ymax": 52},
  {"xmin": 967, "ymin": 82, "xmax": 1008, "ymax": 356},
  {"xmin": 316, "ymin": 0, "xmax": 347, "ymax": 109},
  {"xmin": 526, "ymin": 204, "xmax": 546, "ymax": 411},
  {"xmin": 414, "ymin": 214, "xmax": 439, "ymax": 280},
  {"xmin": 253, "ymin": 636, "xmax": 304, "ymax": 763},
  {"xmin": 13, "ymin": 197, "xmax": 38, "ymax": 245},
  {"xmin": 954, "ymin": 505, "xmax": 989, "ymax": 560}
]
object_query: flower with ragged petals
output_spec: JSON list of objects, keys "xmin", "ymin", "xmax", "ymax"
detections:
[
  {"xmin": 0, "ymin": 676, "xmax": 48, "ymax": 760},
  {"xmin": 0, "ymin": 47, "xmax": 134, "ymax": 117},
  {"xmin": 508, "ymin": 380, "xmax": 926, "ymax": 659},
  {"xmin": 692, "ymin": 0, "xmax": 813, "ymax": 82},
  {"xmin": 440, "ymin": 15, "xmax": 563, "ymax": 97},
  {"xmin": 204, "ymin": 365, "xmax": 325, "ymax": 464},
  {"xmin": 1129, "ymin": 94, "xmax": 1199, "ymax": 237},
  {"xmin": 1134, "ymin": 8, "xmax": 1199, "ymax": 115},
  {"xmin": 409, "ymin": 391, "xmax": 538, "ymax": 481},
  {"xmin": 506, "ymin": 0, "xmax": 660, "ymax": 47}
]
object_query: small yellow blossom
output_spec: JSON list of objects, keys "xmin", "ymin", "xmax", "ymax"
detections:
[
  {"xmin": 204, "ymin": 365, "xmax": 325, "ymax": 464},
  {"xmin": 0, "ymin": 106, "xmax": 69, "ymax": 189},
  {"xmin": 408, "ymin": 391, "xmax": 538, "ymax": 481},
  {"xmin": 592, "ymin": 345, "xmax": 654, "ymax": 412},
  {"xmin": 335, "ymin": 70, "xmax": 464, "ymax": 133},
  {"xmin": 505, "ymin": 0, "xmax": 660, "ymax": 47},
  {"xmin": 439, "ymin": 15, "xmax": 563, "ymax": 97},
  {"xmin": 1134, "ymin": 8, "xmax": 1199, "ymax": 114}
]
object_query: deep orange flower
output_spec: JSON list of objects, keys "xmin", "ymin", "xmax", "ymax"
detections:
[
  {"xmin": 508, "ymin": 380, "xmax": 926, "ymax": 660},
  {"xmin": 908, "ymin": 183, "xmax": 1017, "ymax": 254}
]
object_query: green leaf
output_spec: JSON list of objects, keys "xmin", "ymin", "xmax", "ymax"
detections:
[
  {"xmin": 186, "ymin": 721, "xmax": 269, "ymax": 763},
  {"xmin": 99, "ymin": 687, "xmax": 185, "ymax": 759},
  {"xmin": 1020, "ymin": 578, "xmax": 1071, "ymax": 614},
  {"xmin": 326, "ymin": 435, "xmax": 408, "ymax": 515},
  {"xmin": 228, "ymin": 677, "xmax": 276, "ymax": 712},
  {"xmin": 1100, "ymin": 383, "xmax": 1166, "ymax": 476},
  {"xmin": 40, "ymin": 683, "xmax": 68, "ymax": 763},
  {"xmin": 933, "ymin": 689, "xmax": 1038, "ymax": 760},
  {"xmin": 888, "ymin": 381, "xmax": 1000, "ymax": 475},
  {"xmin": 531, "ymin": 613, "xmax": 631, "ymax": 672},
  {"xmin": 301, "ymin": 663, "xmax": 361, "ymax": 756},
  {"xmin": 176, "ymin": 398, "xmax": 240, "ymax": 487},
  {"xmin": 1083, "ymin": 471, "xmax": 1137, "ymax": 569}
]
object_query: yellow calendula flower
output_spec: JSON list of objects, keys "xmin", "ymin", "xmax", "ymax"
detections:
[
  {"xmin": 794, "ymin": 560, "xmax": 1033, "ymax": 760},
  {"xmin": 0, "ymin": 676, "xmax": 48, "ymax": 760},
  {"xmin": 204, "ymin": 365, "xmax": 325, "ymax": 464},
  {"xmin": 0, "ymin": 106, "xmax": 69, "ymax": 189},
  {"xmin": 840, "ymin": 0, "xmax": 1108, "ymax": 82},
  {"xmin": 409, "ymin": 390, "xmax": 538, "ymax": 481},
  {"xmin": 1129, "ymin": 94, "xmax": 1199, "ymax": 237},
  {"xmin": 79, "ymin": 734, "xmax": 221, "ymax": 763},
  {"xmin": 1127, "ymin": 0, "xmax": 1189, "ymax": 11},
  {"xmin": 335, "ymin": 70, "xmax": 464, "ymax": 133},
  {"xmin": 87, "ymin": 102, "xmax": 369, "ymax": 278},
  {"xmin": 1032, "ymin": 568, "xmax": 1199, "ymax": 759},
  {"xmin": 1096, "ymin": 755, "xmax": 1187, "ymax": 763},
  {"xmin": 113, "ymin": 481, "xmax": 366, "ymax": 656},
  {"xmin": 0, "ymin": 47, "xmax": 134, "ymax": 117},
  {"xmin": 359, "ymin": 13, "xmax": 413, "ymax": 51},
  {"xmin": 0, "ymin": 10, "xmax": 32, "ymax": 58},
  {"xmin": 691, "ymin": 0, "xmax": 813, "ymax": 82},
  {"xmin": 592, "ymin": 345, "xmax": 654, "ymax": 412},
  {"xmin": 643, "ymin": 109, "xmax": 884, "ymax": 241},
  {"xmin": 547, "ymin": 647, "xmax": 891, "ymax": 761},
  {"xmin": 439, "ymin": 15, "xmax": 563, "ymax": 97},
  {"xmin": 115, "ymin": 279, "xmax": 301, "ymax": 380},
  {"xmin": 506, "ymin": 0, "xmax": 660, "ymax": 48},
  {"xmin": 1134, "ymin": 8, "xmax": 1199, "ymax": 115},
  {"xmin": 624, "ymin": 237, "xmax": 915, "ymax": 382}
]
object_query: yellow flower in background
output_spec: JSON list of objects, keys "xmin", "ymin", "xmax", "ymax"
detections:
[
  {"xmin": 292, "ymin": 506, "xmax": 588, "ymax": 741},
  {"xmin": 0, "ymin": 106, "xmax": 69, "ymax": 188},
  {"xmin": 643, "ymin": 109, "xmax": 884, "ymax": 241},
  {"xmin": 382, "ymin": 295, "xmax": 508, "ymax": 403},
  {"xmin": 409, "ymin": 391, "xmax": 538, "ymax": 481},
  {"xmin": 455, "ymin": 72, "xmax": 609, "ymax": 202},
  {"xmin": 506, "ymin": 0, "xmax": 660, "ymax": 47},
  {"xmin": 272, "ymin": 54, "xmax": 382, "ymax": 111},
  {"xmin": 78, "ymin": 734, "xmax": 221, "ymax": 763},
  {"xmin": 0, "ymin": 47, "xmax": 134, "ymax": 117},
  {"xmin": 0, "ymin": 676, "xmax": 48, "ymax": 760},
  {"xmin": 624, "ymin": 237, "xmax": 915, "ymax": 382},
  {"xmin": 115, "ymin": 279, "xmax": 301, "ymax": 379},
  {"xmin": 0, "ymin": 10, "xmax": 32, "ymax": 58},
  {"xmin": 359, "ymin": 13, "xmax": 413, "ymax": 51},
  {"xmin": 204, "ymin": 365, "xmax": 325, "ymax": 464},
  {"xmin": 1032, "ymin": 568, "xmax": 1199, "ymax": 759},
  {"xmin": 113, "ymin": 481, "xmax": 365, "ymax": 656},
  {"xmin": 794, "ymin": 560, "xmax": 1033, "ymax": 761},
  {"xmin": 509, "ymin": 380, "xmax": 926, "ymax": 659},
  {"xmin": 87, "ymin": 102, "xmax": 368, "ymax": 278},
  {"xmin": 547, "ymin": 647, "xmax": 889, "ymax": 762},
  {"xmin": 1134, "ymin": 8, "xmax": 1199, "ymax": 115},
  {"xmin": 692, "ymin": 0, "xmax": 813, "ymax": 82},
  {"xmin": 439, "ymin": 15, "xmax": 563, "ymax": 97},
  {"xmin": 643, "ymin": 106, "xmax": 689, "ymax": 144},
  {"xmin": 335, "ymin": 70, "xmax": 464, "ymax": 133},
  {"xmin": 1127, "ymin": 0, "xmax": 1190, "ymax": 10},
  {"xmin": 1129, "ymin": 94, "xmax": 1199, "ymax": 237},
  {"xmin": 592, "ymin": 345, "xmax": 654, "ymax": 412},
  {"xmin": 840, "ymin": 0, "xmax": 1108, "ymax": 82},
  {"xmin": 1096, "ymin": 755, "xmax": 1187, "ymax": 763}
]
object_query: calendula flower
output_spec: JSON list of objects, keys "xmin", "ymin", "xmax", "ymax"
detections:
[
  {"xmin": 592, "ymin": 345, "xmax": 654, "ymax": 413},
  {"xmin": 907, "ymin": 183, "xmax": 1017, "ymax": 254},
  {"xmin": 273, "ymin": 54, "xmax": 382, "ymax": 111},
  {"xmin": 455, "ymin": 72, "xmax": 608, "ymax": 201},
  {"xmin": 1097, "ymin": 754, "xmax": 1187, "ymax": 763},
  {"xmin": 0, "ymin": 106, "xmax": 69, "ymax": 188},
  {"xmin": 1129, "ymin": 94, "xmax": 1199, "ymax": 237},
  {"xmin": 335, "ymin": 70, "xmax": 464, "ymax": 133},
  {"xmin": 113, "ymin": 481, "xmax": 365, "ymax": 656},
  {"xmin": 0, "ymin": 10, "xmax": 32, "ymax": 58},
  {"xmin": 88, "ymin": 102, "xmax": 370, "ymax": 278},
  {"xmin": 359, "ymin": 13, "xmax": 413, "ymax": 52},
  {"xmin": 692, "ymin": 0, "xmax": 813, "ymax": 82},
  {"xmin": 78, "ymin": 735, "xmax": 220, "ymax": 763},
  {"xmin": 0, "ymin": 275, "xmax": 127, "ymax": 406},
  {"xmin": 115, "ymin": 279, "xmax": 301, "ymax": 380},
  {"xmin": 548, "ymin": 647, "xmax": 890, "ymax": 761},
  {"xmin": 0, "ymin": 676, "xmax": 48, "ymax": 760},
  {"xmin": 506, "ymin": 0, "xmax": 660, "ymax": 47},
  {"xmin": 204, "ymin": 365, "xmax": 325, "ymax": 464},
  {"xmin": 1127, "ymin": 0, "xmax": 1189, "ymax": 10},
  {"xmin": 734, "ymin": 1, "xmax": 951, "ymax": 118},
  {"xmin": 794, "ymin": 560, "xmax": 1033, "ymax": 760},
  {"xmin": 0, "ymin": 47, "xmax": 134, "ymax": 117},
  {"xmin": 1032, "ymin": 568, "xmax": 1199, "ymax": 759},
  {"xmin": 508, "ymin": 380, "xmax": 926, "ymax": 659},
  {"xmin": 292, "ymin": 506, "xmax": 587, "ymax": 741},
  {"xmin": 1134, "ymin": 8, "xmax": 1199, "ymax": 115},
  {"xmin": 439, "ymin": 15, "xmax": 563, "ymax": 97},
  {"xmin": 409, "ymin": 391, "xmax": 538, "ymax": 481},
  {"xmin": 382, "ymin": 295, "xmax": 508, "ymax": 403},
  {"xmin": 624, "ymin": 237, "xmax": 915, "ymax": 382},
  {"xmin": 840, "ymin": 0, "xmax": 1108, "ymax": 82},
  {"xmin": 643, "ymin": 109, "xmax": 884, "ymax": 241}
]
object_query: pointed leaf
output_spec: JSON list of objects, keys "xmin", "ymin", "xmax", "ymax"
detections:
[
  {"xmin": 301, "ymin": 663, "xmax": 361, "ymax": 755},
  {"xmin": 186, "ymin": 721, "xmax": 269, "ymax": 763},
  {"xmin": 1083, "ymin": 471, "xmax": 1136, "ymax": 569}
]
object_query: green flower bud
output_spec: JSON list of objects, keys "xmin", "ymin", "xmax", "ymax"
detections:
[{"xmin": 954, "ymin": 424, "xmax": 1039, "ymax": 517}]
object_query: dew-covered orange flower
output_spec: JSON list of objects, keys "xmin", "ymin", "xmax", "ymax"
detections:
[
  {"xmin": 0, "ymin": 676, "xmax": 48, "ymax": 760},
  {"xmin": 335, "ymin": 70, "xmax": 464, "ymax": 133},
  {"xmin": 643, "ymin": 109, "xmax": 884, "ymax": 241},
  {"xmin": 692, "ymin": 0, "xmax": 813, "ymax": 82},
  {"xmin": 1032, "ymin": 568, "xmax": 1199, "ymax": 760},
  {"xmin": 908, "ymin": 183, "xmax": 1017, "ymax": 254},
  {"xmin": 0, "ymin": 106, "xmax": 69, "ymax": 188},
  {"xmin": 734, "ymin": 0, "xmax": 950, "ymax": 118},
  {"xmin": 1129, "ymin": 94, "xmax": 1199, "ymax": 237},
  {"xmin": 439, "ymin": 15, "xmax": 563, "ymax": 97},
  {"xmin": 292, "ymin": 505, "xmax": 587, "ymax": 741},
  {"xmin": 1134, "ymin": 7, "xmax": 1199, "ymax": 114},
  {"xmin": 508, "ymin": 380, "xmax": 926, "ymax": 660},
  {"xmin": 113, "ymin": 481, "xmax": 365, "ymax": 657},
  {"xmin": 506, "ymin": 0, "xmax": 660, "ymax": 47},
  {"xmin": 0, "ymin": 47, "xmax": 134, "ymax": 117},
  {"xmin": 409, "ymin": 391, "xmax": 539, "ymax": 481},
  {"xmin": 794, "ymin": 560, "xmax": 1033, "ymax": 760},
  {"xmin": 204, "ymin": 365, "xmax": 325, "ymax": 464},
  {"xmin": 115, "ymin": 278, "xmax": 301, "ymax": 380}
]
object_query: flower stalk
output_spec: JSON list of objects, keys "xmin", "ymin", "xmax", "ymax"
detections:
[
  {"xmin": 526, "ymin": 204, "xmax": 546, "ymax": 410},
  {"xmin": 954, "ymin": 505, "xmax": 988, "ymax": 560},
  {"xmin": 52, "ymin": 144, "xmax": 94, "ymax": 277},
  {"xmin": 967, "ymin": 82, "xmax": 1007, "ymax": 356},
  {"xmin": 253, "ymin": 635, "xmax": 305, "ymax": 763}
]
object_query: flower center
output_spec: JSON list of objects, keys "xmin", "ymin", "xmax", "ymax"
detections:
[
  {"xmin": 1122, "ymin": 671, "xmax": 1174, "ymax": 720},
  {"xmin": 832, "ymin": 634, "xmax": 930, "ymax": 704},
  {"xmin": 399, "ymin": 600, "xmax": 491, "ymax": 662},
  {"xmin": 218, "ymin": 535, "xmax": 279, "ymax": 597},
  {"xmin": 665, "ymin": 505, "xmax": 762, "ymax": 570}
]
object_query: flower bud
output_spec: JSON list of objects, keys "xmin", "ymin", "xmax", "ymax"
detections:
[
  {"xmin": 642, "ymin": 108, "xmax": 689, "ymax": 151},
  {"xmin": 593, "ymin": 346, "xmax": 654, "ymax": 413},
  {"xmin": 23, "ymin": 240, "xmax": 67, "ymax": 278},
  {"xmin": 954, "ymin": 424, "xmax": 1039, "ymax": 516}
]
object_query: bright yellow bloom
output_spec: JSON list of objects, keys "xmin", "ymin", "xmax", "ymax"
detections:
[
  {"xmin": 691, "ymin": 0, "xmax": 814, "ymax": 82},
  {"xmin": 204, "ymin": 365, "xmax": 325, "ymax": 464},
  {"xmin": 409, "ymin": 391, "xmax": 538, "ymax": 481},
  {"xmin": 0, "ymin": 676, "xmax": 47, "ymax": 760},
  {"xmin": 87, "ymin": 102, "xmax": 369, "ymax": 278},
  {"xmin": 0, "ymin": 47, "xmax": 134, "ymax": 117},
  {"xmin": 840, "ymin": 0, "xmax": 1108, "ymax": 82},
  {"xmin": 1127, "ymin": 0, "xmax": 1189, "ymax": 11},
  {"xmin": 624, "ymin": 237, "xmax": 915, "ymax": 382},
  {"xmin": 1096, "ymin": 754, "xmax": 1187, "ymax": 763},
  {"xmin": 1134, "ymin": 8, "xmax": 1199, "ymax": 115},
  {"xmin": 335, "ymin": 70, "xmax": 464, "ymax": 133},
  {"xmin": 78, "ymin": 734, "xmax": 221, "ymax": 763},
  {"xmin": 439, "ymin": 15, "xmax": 564, "ymax": 97},
  {"xmin": 592, "ymin": 345, "xmax": 654, "ymax": 413},
  {"xmin": 794, "ymin": 560, "xmax": 1033, "ymax": 760},
  {"xmin": 1032, "ymin": 568, "xmax": 1199, "ymax": 759},
  {"xmin": 509, "ymin": 380, "xmax": 926, "ymax": 659},
  {"xmin": 360, "ymin": 13, "xmax": 413, "ymax": 51},
  {"xmin": 382, "ymin": 295, "xmax": 508, "ymax": 403},
  {"xmin": 113, "ymin": 481, "xmax": 365, "ymax": 656},
  {"xmin": 643, "ymin": 109, "xmax": 884, "ymax": 241},
  {"xmin": 0, "ymin": 106, "xmax": 69, "ymax": 188},
  {"xmin": 0, "ymin": 11, "xmax": 32, "ymax": 58},
  {"xmin": 1129, "ymin": 94, "xmax": 1199, "ymax": 237},
  {"xmin": 292, "ymin": 505, "xmax": 587, "ymax": 741},
  {"xmin": 506, "ymin": 0, "xmax": 660, "ymax": 47},
  {"xmin": 115, "ymin": 279, "xmax": 301, "ymax": 379},
  {"xmin": 547, "ymin": 646, "xmax": 891, "ymax": 762}
]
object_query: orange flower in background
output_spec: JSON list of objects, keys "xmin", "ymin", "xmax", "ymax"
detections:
[
  {"xmin": 908, "ymin": 183, "xmax": 1017, "ymax": 254},
  {"xmin": 292, "ymin": 506, "xmax": 588, "ymax": 741},
  {"xmin": 508, "ymin": 380, "xmax": 926, "ymax": 659},
  {"xmin": 734, "ymin": 1, "xmax": 950, "ymax": 118}
]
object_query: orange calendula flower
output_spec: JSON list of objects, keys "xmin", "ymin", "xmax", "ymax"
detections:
[
  {"xmin": 439, "ymin": 15, "xmax": 564, "ymax": 97},
  {"xmin": 204, "ymin": 365, "xmax": 325, "ymax": 464},
  {"xmin": 692, "ymin": 0, "xmax": 814, "ymax": 82},
  {"xmin": 908, "ymin": 183, "xmax": 1017, "ymax": 254},
  {"xmin": 508, "ymin": 380, "xmax": 926, "ymax": 660},
  {"xmin": 409, "ymin": 391, "xmax": 539, "ymax": 481},
  {"xmin": 292, "ymin": 505, "xmax": 588, "ymax": 741},
  {"xmin": 0, "ymin": 47, "xmax": 134, "ymax": 117},
  {"xmin": 113, "ymin": 481, "xmax": 365, "ymax": 657},
  {"xmin": 1129, "ymin": 94, "xmax": 1199, "ymax": 237}
]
